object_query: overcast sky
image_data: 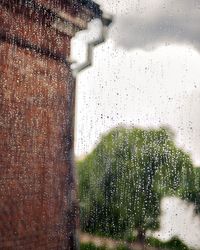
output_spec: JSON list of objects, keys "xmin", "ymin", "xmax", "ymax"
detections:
[
  {"xmin": 110, "ymin": 0, "xmax": 200, "ymax": 51},
  {"xmin": 72, "ymin": 0, "xmax": 200, "ymax": 248},
  {"xmin": 72, "ymin": 0, "xmax": 200, "ymax": 166}
]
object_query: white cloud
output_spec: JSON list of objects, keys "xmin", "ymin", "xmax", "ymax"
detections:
[{"xmin": 98, "ymin": 0, "xmax": 200, "ymax": 52}]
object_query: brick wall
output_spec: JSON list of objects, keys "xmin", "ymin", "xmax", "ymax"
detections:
[{"xmin": 0, "ymin": 1, "xmax": 96, "ymax": 248}]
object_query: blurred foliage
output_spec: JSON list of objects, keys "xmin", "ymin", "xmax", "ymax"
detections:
[
  {"xmin": 80, "ymin": 243, "xmax": 107, "ymax": 250},
  {"xmin": 146, "ymin": 236, "xmax": 191, "ymax": 250},
  {"xmin": 80, "ymin": 243, "xmax": 129, "ymax": 250},
  {"xmin": 77, "ymin": 126, "xmax": 195, "ymax": 241},
  {"xmin": 80, "ymin": 237, "xmax": 191, "ymax": 250},
  {"xmin": 186, "ymin": 167, "xmax": 200, "ymax": 214}
]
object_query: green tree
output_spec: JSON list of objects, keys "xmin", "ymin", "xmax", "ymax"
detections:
[
  {"xmin": 77, "ymin": 126, "xmax": 194, "ymax": 244},
  {"xmin": 185, "ymin": 167, "xmax": 200, "ymax": 214}
]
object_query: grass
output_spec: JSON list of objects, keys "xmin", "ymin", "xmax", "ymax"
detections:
[
  {"xmin": 80, "ymin": 243, "xmax": 129, "ymax": 250},
  {"xmin": 80, "ymin": 236, "xmax": 192, "ymax": 250},
  {"xmin": 146, "ymin": 236, "xmax": 191, "ymax": 250},
  {"xmin": 80, "ymin": 243, "xmax": 107, "ymax": 250}
]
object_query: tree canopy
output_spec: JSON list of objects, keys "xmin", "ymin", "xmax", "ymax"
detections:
[
  {"xmin": 77, "ymin": 126, "xmax": 195, "ymax": 241},
  {"xmin": 186, "ymin": 167, "xmax": 200, "ymax": 214}
]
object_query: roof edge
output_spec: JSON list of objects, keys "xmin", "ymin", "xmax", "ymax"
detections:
[{"xmin": 78, "ymin": 0, "xmax": 102, "ymax": 18}]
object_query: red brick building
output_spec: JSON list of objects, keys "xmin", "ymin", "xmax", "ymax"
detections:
[{"xmin": 0, "ymin": 0, "xmax": 105, "ymax": 249}]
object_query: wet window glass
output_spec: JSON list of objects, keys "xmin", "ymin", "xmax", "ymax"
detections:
[
  {"xmin": 0, "ymin": 1, "xmax": 200, "ymax": 249},
  {"xmin": 73, "ymin": 1, "xmax": 200, "ymax": 249}
]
